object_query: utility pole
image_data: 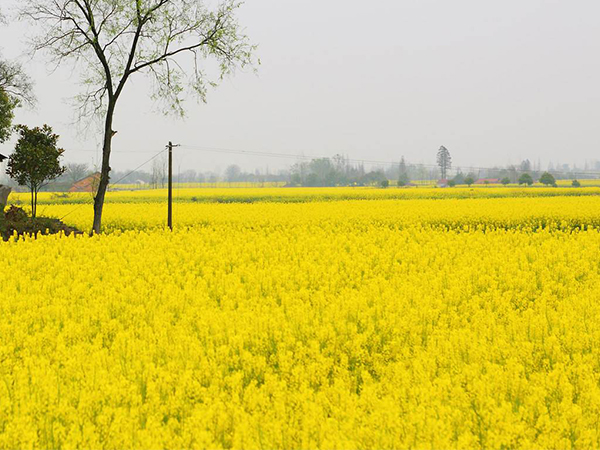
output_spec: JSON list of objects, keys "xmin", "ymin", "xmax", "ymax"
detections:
[{"xmin": 167, "ymin": 142, "xmax": 180, "ymax": 231}]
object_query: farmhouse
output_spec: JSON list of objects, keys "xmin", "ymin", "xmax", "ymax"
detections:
[
  {"xmin": 69, "ymin": 172, "xmax": 100, "ymax": 193},
  {"xmin": 475, "ymin": 178, "xmax": 500, "ymax": 185}
]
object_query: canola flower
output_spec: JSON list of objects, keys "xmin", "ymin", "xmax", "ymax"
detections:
[
  {"xmin": 11, "ymin": 186, "xmax": 600, "ymax": 208},
  {"xmin": 17, "ymin": 193, "xmax": 600, "ymax": 233},
  {"xmin": 1, "ymin": 189, "xmax": 600, "ymax": 448}
]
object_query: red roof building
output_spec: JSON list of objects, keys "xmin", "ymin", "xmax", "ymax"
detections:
[{"xmin": 69, "ymin": 172, "xmax": 100, "ymax": 193}]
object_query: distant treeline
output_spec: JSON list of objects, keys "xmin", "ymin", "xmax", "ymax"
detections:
[{"xmin": 2, "ymin": 155, "xmax": 598, "ymax": 192}]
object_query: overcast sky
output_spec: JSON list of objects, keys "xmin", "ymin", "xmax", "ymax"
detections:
[{"xmin": 1, "ymin": 0, "xmax": 599, "ymax": 173}]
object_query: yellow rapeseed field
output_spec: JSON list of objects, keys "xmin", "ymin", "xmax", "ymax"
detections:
[{"xmin": 2, "ymin": 187, "xmax": 600, "ymax": 448}]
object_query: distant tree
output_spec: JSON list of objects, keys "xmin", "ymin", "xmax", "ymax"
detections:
[
  {"xmin": 501, "ymin": 177, "xmax": 510, "ymax": 186},
  {"xmin": 6, "ymin": 125, "xmax": 65, "ymax": 217},
  {"xmin": 308, "ymin": 158, "xmax": 336, "ymax": 186},
  {"xmin": 398, "ymin": 156, "xmax": 409, "ymax": 185},
  {"xmin": 363, "ymin": 170, "xmax": 386, "ymax": 186},
  {"xmin": 151, "ymin": 155, "xmax": 167, "ymax": 189},
  {"xmin": 518, "ymin": 173, "xmax": 534, "ymax": 186},
  {"xmin": 289, "ymin": 173, "xmax": 302, "ymax": 186},
  {"xmin": 448, "ymin": 179, "xmax": 456, "ymax": 187},
  {"xmin": 452, "ymin": 172, "xmax": 465, "ymax": 185},
  {"xmin": 464, "ymin": 176, "xmax": 475, "ymax": 187},
  {"xmin": 436, "ymin": 146, "xmax": 451, "ymax": 179},
  {"xmin": 572, "ymin": 179, "xmax": 581, "ymax": 187},
  {"xmin": 225, "ymin": 164, "xmax": 242, "ymax": 183},
  {"xmin": 65, "ymin": 163, "xmax": 90, "ymax": 185},
  {"xmin": 520, "ymin": 159, "xmax": 531, "ymax": 172},
  {"xmin": 380, "ymin": 179, "xmax": 389, "ymax": 188},
  {"xmin": 539, "ymin": 172, "xmax": 556, "ymax": 186}
]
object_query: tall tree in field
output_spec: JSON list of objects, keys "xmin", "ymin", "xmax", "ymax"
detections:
[
  {"xmin": 6, "ymin": 125, "xmax": 66, "ymax": 218},
  {"xmin": 21, "ymin": 0, "xmax": 257, "ymax": 233},
  {"xmin": 436, "ymin": 145, "xmax": 452, "ymax": 180}
]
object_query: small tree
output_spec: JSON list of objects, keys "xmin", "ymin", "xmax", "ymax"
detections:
[
  {"xmin": 380, "ymin": 179, "xmax": 389, "ymax": 188},
  {"xmin": 501, "ymin": 177, "xmax": 510, "ymax": 186},
  {"xmin": 448, "ymin": 179, "xmax": 456, "ymax": 187},
  {"xmin": 464, "ymin": 176, "xmax": 475, "ymax": 187},
  {"xmin": 518, "ymin": 173, "xmax": 533, "ymax": 186},
  {"xmin": 539, "ymin": 172, "xmax": 556, "ymax": 186},
  {"xmin": 6, "ymin": 125, "xmax": 65, "ymax": 217},
  {"xmin": 572, "ymin": 179, "xmax": 581, "ymax": 187}
]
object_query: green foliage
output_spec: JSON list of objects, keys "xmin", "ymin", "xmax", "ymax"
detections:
[
  {"xmin": 501, "ymin": 177, "xmax": 510, "ymax": 186},
  {"xmin": 1, "ymin": 39, "xmax": 35, "ymax": 142},
  {"xmin": 6, "ymin": 124, "xmax": 65, "ymax": 217},
  {"xmin": 380, "ymin": 180, "xmax": 389, "ymax": 188},
  {"xmin": 572, "ymin": 179, "xmax": 581, "ymax": 187},
  {"xmin": 518, "ymin": 173, "xmax": 534, "ymax": 186},
  {"xmin": 452, "ymin": 173, "xmax": 465, "ymax": 185},
  {"xmin": 0, "ymin": 89, "xmax": 15, "ymax": 143},
  {"xmin": 448, "ymin": 179, "xmax": 456, "ymax": 187},
  {"xmin": 539, "ymin": 172, "xmax": 556, "ymax": 186},
  {"xmin": 464, "ymin": 176, "xmax": 475, "ymax": 187}
]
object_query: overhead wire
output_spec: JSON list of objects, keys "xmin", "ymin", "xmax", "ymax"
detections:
[{"xmin": 59, "ymin": 148, "xmax": 167, "ymax": 222}]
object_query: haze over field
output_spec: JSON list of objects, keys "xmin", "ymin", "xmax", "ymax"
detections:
[{"xmin": 1, "ymin": 0, "xmax": 599, "ymax": 172}]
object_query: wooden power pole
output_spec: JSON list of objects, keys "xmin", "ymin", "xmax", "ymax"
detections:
[{"xmin": 167, "ymin": 142, "xmax": 179, "ymax": 230}]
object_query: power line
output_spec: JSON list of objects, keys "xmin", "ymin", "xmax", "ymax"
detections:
[
  {"xmin": 59, "ymin": 148, "xmax": 167, "ymax": 222},
  {"xmin": 68, "ymin": 148, "xmax": 162, "ymax": 154},
  {"xmin": 110, "ymin": 149, "xmax": 167, "ymax": 186}
]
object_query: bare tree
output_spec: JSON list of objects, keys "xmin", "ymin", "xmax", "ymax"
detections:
[
  {"xmin": 151, "ymin": 154, "xmax": 168, "ymax": 189},
  {"xmin": 21, "ymin": 0, "xmax": 256, "ymax": 233},
  {"xmin": 0, "ymin": 59, "xmax": 35, "ymax": 107},
  {"xmin": 66, "ymin": 162, "xmax": 90, "ymax": 184}
]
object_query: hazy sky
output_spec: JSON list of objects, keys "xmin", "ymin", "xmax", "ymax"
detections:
[{"xmin": 1, "ymin": 0, "xmax": 599, "ymax": 173}]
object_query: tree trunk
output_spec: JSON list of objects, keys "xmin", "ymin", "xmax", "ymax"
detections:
[
  {"xmin": 34, "ymin": 189, "xmax": 38, "ymax": 218},
  {"xmin": 31, "ymin": 187, "xmax": 35, "ymax": 218},
  {"xmin": 92, "ymin": 101, "xmax": 116, "ymax": 234}
]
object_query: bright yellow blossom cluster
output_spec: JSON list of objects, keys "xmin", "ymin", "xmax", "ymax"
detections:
[{"xmin": 1, "ymin": 188, "xmax": 600, "ymax": 448}]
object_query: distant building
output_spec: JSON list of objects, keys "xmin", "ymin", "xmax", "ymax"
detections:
[
  {"xmin": 69, "ymin": 172, "xmax": 100, "ymax": 193},
  {"xmin": 475, "ymin": 178, "xmax": 500, "ymax": 185},
  {"xmin": 437, "ymin": 178, "xmax": 449, "ymax": 188}
]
